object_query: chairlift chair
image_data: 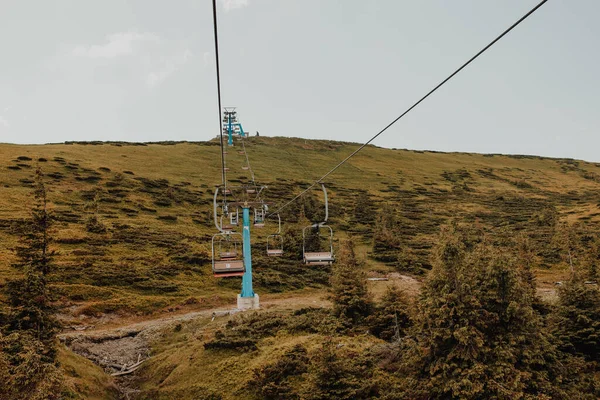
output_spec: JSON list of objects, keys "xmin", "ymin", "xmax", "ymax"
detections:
[
  {"xmin": 302, "ymin": 183, "xmax": 334, "ymax": 265},
  {"xmin": 242, "ymin": 165, "xmax": 249, "ymax": 171},
  {"xmin": 212, "ymin": 232, "xmax": 245, "ymax": 277},
  {"xmin": 302, "ymin": 225, "xmax": 334, "ymax": 265},
  {"xmin": 254, "ymin": 207, "xmax": 265, "ymax": 228},
  {"xmin": 266, "ymin": 214, "xmax": 283, "ymax": 256},
  {"xmin": 229, "ymin": 208, "xmax": 239, "ymax": 226},
  {"xmin": 221, "ymin": 215, "xmax": 234, "ymax": 233}
]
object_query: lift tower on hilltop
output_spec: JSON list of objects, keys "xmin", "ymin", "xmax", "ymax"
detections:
[{"xmin": 223, "ymin": 107, "xmax": 246, "ymax": 146}]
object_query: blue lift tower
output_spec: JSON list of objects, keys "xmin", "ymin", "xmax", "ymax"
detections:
[
  {"xmin": 212, "ymin": 185, "xmax": 262, "ymax": 310},
  {"xmin": 223, "ymin": 108, "xmax": 246, "ymax": 146}
]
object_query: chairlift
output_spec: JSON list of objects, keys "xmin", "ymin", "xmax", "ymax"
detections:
[
  {"xmin": 302, "ymin": 183, "xmax": 335, "ymax": 265},
  {"xmin": 230, "ymin": 208, "xmax": 239, "ymax": 226},
  {"xmin": 212, "ymin": 233, "xmax": 245, "ymax": 277},
  {"xmin": 267, "ymin": 214, "xmax": 283, "ymax": 257},
  {"xmin": 220, "ymin": 215, "xmax": 234, "ymax": 232},
  {"xmin": 242, "ymin": 165, "xmax": 249, "ymax": 171},
  {"xmin": 254, "ymin": 206, "xmax": 265, "ymax": 228}
]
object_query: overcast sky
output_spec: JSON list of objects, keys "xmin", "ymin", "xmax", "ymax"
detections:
[{"xmin": 0, "ymin": 1, "xmax": 598, "ymax": 161}]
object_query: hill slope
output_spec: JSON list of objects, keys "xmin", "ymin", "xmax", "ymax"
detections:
[{"xmin": 1, "ymin": 137, "xmax": 599, "ymax": 322}]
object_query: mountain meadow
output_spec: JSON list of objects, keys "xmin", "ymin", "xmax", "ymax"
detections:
[{"xmin": 2, "ymin": 137, "xmax": 600, "ymax": 399}]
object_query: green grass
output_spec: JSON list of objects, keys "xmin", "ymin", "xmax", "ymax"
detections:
[{"xmin": 1, "ymin": 138, "xmax": 600, "ymax": 321}]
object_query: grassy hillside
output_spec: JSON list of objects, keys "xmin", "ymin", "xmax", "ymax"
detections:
[
  {"xmin": 1, "ymin": 137, "xmax": 600, "ymax": 323},
  {"xmin": 3, "ymin": 137, "xmax": 600, "ymax": 398}
]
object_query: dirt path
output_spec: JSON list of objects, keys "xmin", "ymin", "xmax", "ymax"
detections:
[
  {"xmin": 58, "ymin": 274, "xmax": 417, "ymax": 374},
  {"xmin": 59, "ymin": 294, "xmax": 332, "ymax": 373}
]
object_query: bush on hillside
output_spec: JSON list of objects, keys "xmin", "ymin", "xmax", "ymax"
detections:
[{"xmin": 330, "ymin": 239, "xmax": 373, "ymax": 327}]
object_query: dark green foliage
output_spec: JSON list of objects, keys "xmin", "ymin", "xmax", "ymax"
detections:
[
  {"xmin": 0, "ymin": 169, "xmax": 68, "ymax": 399},
  {"xmin": 85, "ymin": 215, "xmax": 107, "ymax": 233},
  {"xmin": 393, "ymin": 226, "xmax": 567, "ymax": 399},
  {"xmin": 6, "ymin": 169, "xmax": 60, "ymax": 346},
  {"xmin": 366, "ymin": 286, "xmax": 412, "ymax": 341},
  {"xmin": 372, "ymin": 205, "xmax": 402, "ymax": 264},
  {"xmin": 331, "ymin": 239, "xmax": 373, "ymax": 326},
  {"xmin": 139, "ymin": 385, "xmax": 222, "ymax": 400},
  {"xmin": 0, "ymin": 332, "xmax": 69, "ymax": 400},
  {"xmin": 352, "ymin": 191, "xmax": 376, "ymax": 225},
  {"xmin": 84, "ymin": 192, "xmax": 107, "ymax": 234},
  {"xmin": 204, "ymin": 309, "xmax": 328, "ymax": 352},
  {"xmin": 248, "ymin": 344, "xmax": 309, "ymax": 399},
  {"xmin": 553, "ymin": 277, "xmax": 600, "ymax": 361},
  {"xmin": 301, "ymin": 337, "xmax": 377, "ymax": 400}
]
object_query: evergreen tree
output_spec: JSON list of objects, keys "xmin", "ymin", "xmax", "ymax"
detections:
[
  {"xmin": 0, "ymin": 168, "xmax": 67, "ymax": 399},
  {"xmin": 403, "ymin": 226, "xmax": 565, "ymax": 399},
  {"xmin": 302, "ymin": 337, "xmax": 375, "ymax": 400},
  {"xmin": 366, "ymin": 285, "xmax": 412, "ymax": 341},
  {"xmin": 5, "ymin": 168, "xmax": 59, "ymax": 353},
  {"xmin": 84, "ymin": 191, "xmax": 107, "ymax": 233},
  {"xmin": 330, "ymin": 239, "xmax": 373, "ymax": 325},
  {"xmin": 372, "ymin": 205, "xmax": 402, "ymax": 264},
  {"xmin": 553, "ymin": 276, "xmax": 600, "ymax": 361},
  {"xmin": 353, "ymin": 191, "xmax": 375, "ymax": 225}
]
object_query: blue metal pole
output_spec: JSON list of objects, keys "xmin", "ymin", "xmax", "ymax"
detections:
[
  {"xmin": 227, "ymin": 114, "xmax": 233, "ymax": 146},
  {"xmin": 237, "ymin": 123, "xmax": 245, "ymax": 138},
  {"xmin": 240, "ymin": 206, "xmax": 254, "ymax": 297}
]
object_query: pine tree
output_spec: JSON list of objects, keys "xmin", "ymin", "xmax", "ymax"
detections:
[
  {"xmin": 330, "ymin": 239, "xmax": 373, "ymax": 325},
  {"xmin": 353, "ymin": 191, "xmax": 375, "ymax": 225},
  {"xmin": 553, "ymin": 276, "xmax": 600, "ymax": 361},
  {"xmin": 0, "ymin": 168, "xmax": 66, "ymax": 399},
  {"xmin": 403, "ymin": 226, "xmax": 565, "ymax": 399},
  {"xmin": 5, "ymin": 168, "xmax": 59, "ymax": 353},
  {"xmin": 84, "ymin": 191, "xmax": 106, "ymax": 233},
  {"xmin": 366, "ymin": 285, "xmax": 412, "ymax": 341},
  {"xmin": 372, "ymin": 205, "xmax": 402, "ymax": 264},
  {"xmin": 302, "ymin": 337, "xmax": 375, "ymax": 400}
]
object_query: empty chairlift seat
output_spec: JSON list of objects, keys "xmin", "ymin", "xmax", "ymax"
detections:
[
  {"xmin": 254, "ymin": 207, "xmax": 265, "ymax": 228},
  {"xmin": 266, "ymin": 214, "xmax": 284, "ymax": 257},
  {"xmin": 213, "ymin": 258, "xmax": 244, "ymax": 277},
  {"xmin": 212, "ymin": 233, "xmax": 245, "ymax": 277},
  {"xmin": 267, "ymin": 247, "xmax": 284, "ymax": 257},
  {"xmin": 302, "ymin": 224, "xmax": 335, "ymax": 266},
  {"xmin": 303, "ymin": 251, "xmax": 334, "ymax": 265}
]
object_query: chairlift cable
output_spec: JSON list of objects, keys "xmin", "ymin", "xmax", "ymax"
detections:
[
  {"xmin": 240, "ymin": 136, "xmax": 258, "ymax": 191},
  {"xmin": 267, "ymin": 0, "xmax": 549, "ymax": 218},
  {"xmin": 211, "ymin": 0, "xmax": 227, "ymax": 193}
]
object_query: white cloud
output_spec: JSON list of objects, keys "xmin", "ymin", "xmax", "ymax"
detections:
[
  {"xmin": 146, "ymin": 49, "xmax": 193, "ymax": 89},
  {"xmin": 72, "ymin": 32, "xmax": 159, "ymax": 59},
  {"xmin": 220, "ymin": 0, "xmax": 249, "ymax": 12}
]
